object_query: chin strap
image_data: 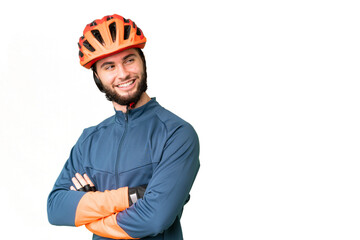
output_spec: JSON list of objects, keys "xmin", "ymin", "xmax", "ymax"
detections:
[
  {"xmin": 125, "ymin": 102, "xmax": 136, "ymax": 115},
  {"xmin": 128, "ymin": 102, "xmax": 136, "ymax": 109}
]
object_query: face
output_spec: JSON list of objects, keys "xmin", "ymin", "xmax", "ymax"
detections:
[{"xmin": 95, "ymin": 48, "xmax": 147, "ymax": 106}]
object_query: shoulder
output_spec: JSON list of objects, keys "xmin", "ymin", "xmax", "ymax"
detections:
[
  {"xmin": 153, "ymin": 104, "xmax": 200, "ymax": 160},
  {"xmin": 154, "ymin": 103, "xmax": 198, "ymax": 142},
  {"xmin": 77, "ymin": 115, "xmax": 115, "ymax": 144}
]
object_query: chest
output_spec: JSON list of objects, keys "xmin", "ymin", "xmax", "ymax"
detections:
[{"xmin": 82, "ymin": 123, "xmax": 166, "ymax": 190}]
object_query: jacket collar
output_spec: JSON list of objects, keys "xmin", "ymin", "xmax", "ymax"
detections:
[{"xmin": 114, "ymin": 97, "xmax": 158, "ymax": 125}]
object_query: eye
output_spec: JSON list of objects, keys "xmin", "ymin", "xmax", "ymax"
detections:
[
  {"xmin": 104, "ymin": 64, "xmax": 115, "ymax": 70},
  {"xmin": 124, "ymin": 58, "xmax": 135, "ymax": 65}
]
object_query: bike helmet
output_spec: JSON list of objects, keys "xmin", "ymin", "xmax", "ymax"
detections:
[{"xmin": 78, "ymin": 14, "xmax": 146, "ymax": 69}]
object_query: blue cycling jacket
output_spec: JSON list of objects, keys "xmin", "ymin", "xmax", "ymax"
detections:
[{"xmin": 47, "ymin": 98, "xmax": 200, "ymax": 239}]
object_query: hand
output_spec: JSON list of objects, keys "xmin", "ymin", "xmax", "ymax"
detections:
[{"xmin": 70, "ymin": 173, "xmax": 96, "ymax": 192}]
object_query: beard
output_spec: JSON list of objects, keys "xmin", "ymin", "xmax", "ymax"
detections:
[{"xmin": 103, "ymin": 71, "xmax": 148, "ymax": 106}]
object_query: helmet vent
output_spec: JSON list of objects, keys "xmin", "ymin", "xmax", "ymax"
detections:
[
  {"xmin": 124, "ymin": 25, "xmax": 131, "ymax": 40},
  {"xmin": 83, "ymin": 40, "xmax": 96, "ymax": 52},
  {"xmin": 136, "ymin": 28, "xmax": 142, "ymax": 36},
  {"xmin": 123, "ymin": 18, "xmax": 130, "ymax": 23},
  {"xmin": 91, "ymin": 30, "xmax": 105, "ymax": 45},
  {"xmin": 109, "ymin": 22, "xmax": 117, "ymax": 42},
  {"xmin": 79, "ymin": 51, "xmax": 84, "ymax": 58}
]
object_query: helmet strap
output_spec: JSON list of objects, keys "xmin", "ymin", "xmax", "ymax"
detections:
[
  {"xmin": 129, "ymin": 102, "xmax": 136, "ymax": 109},
  {"xmin": 92, "ymin": 68, "xmax": 105, "ymax": 93}
]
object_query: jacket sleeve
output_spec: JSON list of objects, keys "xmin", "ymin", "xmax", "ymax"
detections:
[
  {"xmin": 47, "ymin": 131, "xmax": 130, "ymax": 227},
  {"xmin": 85, "ymin": 123, "xmax": 200, "ymax": 239}
]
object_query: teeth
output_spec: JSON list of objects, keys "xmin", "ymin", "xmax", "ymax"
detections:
[{"xmin": 118, "ymin": 80, "xmax": 134, "ymax": 88}]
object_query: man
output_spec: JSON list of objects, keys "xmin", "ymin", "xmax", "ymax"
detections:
[{"xmin": 47, "ymin": 14, "xmax": 200, "ymax": 240}]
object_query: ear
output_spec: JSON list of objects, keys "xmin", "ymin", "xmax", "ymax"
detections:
[{"xmin": 93, "ymin": 70, "xmax": 100, "ymax": 79}]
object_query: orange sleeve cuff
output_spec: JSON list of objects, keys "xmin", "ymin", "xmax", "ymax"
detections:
[
  {"xmin": 75, "ymin": 187, "xmax": 129, "ymax": 227},
  {"xmin": 85, "ymin": 213, "xmax": 136, "ymax": 239}
]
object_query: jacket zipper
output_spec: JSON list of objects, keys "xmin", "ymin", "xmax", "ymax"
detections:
[{"xmin": 115, "ymin": 110, "xmax": 129, "ymax": 188}]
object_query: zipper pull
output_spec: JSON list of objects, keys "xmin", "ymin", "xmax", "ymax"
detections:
[{"xmin": 125, "ymin": 105, "xmax": 129, "ymax": 121}]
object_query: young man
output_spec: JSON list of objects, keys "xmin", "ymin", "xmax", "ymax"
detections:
[{"xmin": 47, "ymin": 14, "xmax": 200, "ymax": 240}]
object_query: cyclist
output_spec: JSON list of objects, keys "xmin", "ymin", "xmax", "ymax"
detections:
[{"xmin": 47, "ymin": 14, "xmax": 200, "ymax": 240}]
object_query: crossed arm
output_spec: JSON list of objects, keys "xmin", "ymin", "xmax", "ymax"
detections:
[
  {"xmin": 70, "ymin": 173, "xmax": 146, "ymax": 205},
  {"xmin": 69, "ymin": 174, "xmax": 148, "ymax": 238},
  {"xmin": 48, "ymin": 123, "xmax": 200, "ymax": 239}
]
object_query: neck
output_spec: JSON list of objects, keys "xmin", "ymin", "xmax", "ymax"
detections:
[{"xmin": 112, "ymin": 92, "xmax": 151, "ymax": 113}]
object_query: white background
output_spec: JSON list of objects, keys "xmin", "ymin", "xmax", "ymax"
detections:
[{"xmin": 1, "ymin": 0, "xmax": 360, "ymax": 239}]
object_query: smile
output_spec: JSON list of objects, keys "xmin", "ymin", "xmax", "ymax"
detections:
[{"xmin": 117, "ymin": 79, "xmax": 135, "ymax": 89}]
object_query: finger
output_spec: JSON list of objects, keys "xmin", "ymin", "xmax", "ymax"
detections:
[
  {"xmin": 70, "ymin": 186, "xmax": 76, "ymax": 191},
  {"xmin": 75, "ymin": 173, "xmax": 88, "ymax": 187},
  {"xmin": 83, "ymin": 174, "xmax": 95, "ymax": 187},
  {"xmin": 72, "ymin": 177, "xmax": 82, "ymax": 189}
]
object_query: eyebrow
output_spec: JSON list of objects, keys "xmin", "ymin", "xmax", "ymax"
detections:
[
  {"xmin": 123, "ymin": 54, "xmax": 136, "ymax": 61},
  {"xmin": 99, "ymin": 54, "xmax": 137, "ymax": 69}
]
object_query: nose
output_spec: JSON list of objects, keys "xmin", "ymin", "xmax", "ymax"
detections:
[{"xmin": 116, "ymin": 64, "xmax": 130, "ymax": 80}]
